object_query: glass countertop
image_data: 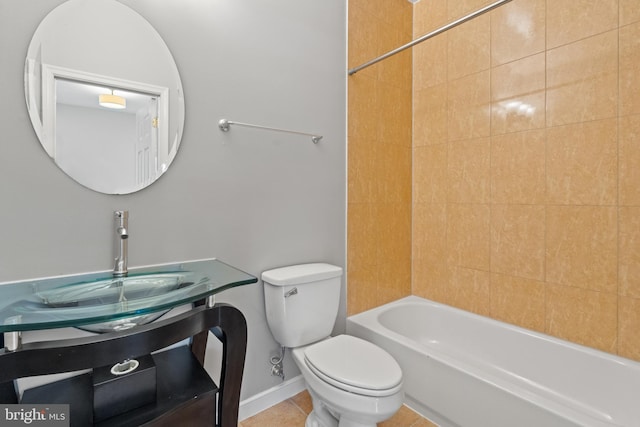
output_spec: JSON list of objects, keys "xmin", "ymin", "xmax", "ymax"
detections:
[{"xmin": 0, "ymin": 259, "xmax": 257, "ymax": 333}]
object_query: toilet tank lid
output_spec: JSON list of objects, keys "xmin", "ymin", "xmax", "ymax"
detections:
[{"xmin": 262, "ymin": 263, "xmax": 343, "ymax": 286}]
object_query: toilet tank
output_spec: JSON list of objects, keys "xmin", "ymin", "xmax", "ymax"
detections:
[{"xmin": 262, "ymin": 263, "xmax": 343, "ymax": 348}]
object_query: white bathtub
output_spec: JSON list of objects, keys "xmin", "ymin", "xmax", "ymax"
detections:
[{"xmin": 346, "ymin": 296, "xmax": 640, "ymax": 427}]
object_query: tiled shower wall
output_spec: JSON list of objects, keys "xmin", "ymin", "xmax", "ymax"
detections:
[
  {"xmin": 347, "ymin": 0, "xmax": 413, "ymax": 315},
  {"xmin": 348, "ymin": 0, "xmax": 640, "ymax": 361},
  {"xmin": 412, "ymin": 0, "xmax": 640, "ymax": 360}
]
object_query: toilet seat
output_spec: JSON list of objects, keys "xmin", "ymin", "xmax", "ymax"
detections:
[{"xmin": 304, "ymin": 335, "xmax": 403, "ymax": 397}]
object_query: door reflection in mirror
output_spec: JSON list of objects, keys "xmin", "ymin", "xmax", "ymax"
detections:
[{"xmin": 54, "ymin": 78, "xmax": 164, "ymax": 194}]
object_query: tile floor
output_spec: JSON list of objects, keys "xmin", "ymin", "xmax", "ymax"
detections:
[{"xmin": 239, "ymin": 390, "xmax": 438, "ymax": 427}]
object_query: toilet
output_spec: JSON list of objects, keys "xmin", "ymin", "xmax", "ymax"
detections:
[{"xmin": 262, "ymin": 263, "xmax": 404, "ymax": 427}]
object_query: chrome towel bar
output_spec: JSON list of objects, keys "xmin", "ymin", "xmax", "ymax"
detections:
[{"xmin": 218, "ymin": 119, "xmax": 323, "ymax": 144}]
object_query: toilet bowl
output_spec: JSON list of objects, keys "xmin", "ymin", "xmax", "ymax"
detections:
[
  {"xmin": 262, "ymin": 263, "xmax": 404, "ymax": 427},
  {"xmin": 292, "ymin": 335, "xmax": 404, "ymax": 427}
]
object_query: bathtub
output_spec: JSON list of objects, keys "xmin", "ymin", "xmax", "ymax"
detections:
[{"xmin": 346, "ymin": 296, "xmax": 640, "ymax": 427}]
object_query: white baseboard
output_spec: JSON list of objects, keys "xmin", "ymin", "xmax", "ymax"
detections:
[{"xmin": 238, "ymin": 375, "xmax": 306, "ymax": 421}]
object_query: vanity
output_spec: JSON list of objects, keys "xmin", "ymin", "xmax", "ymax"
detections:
[
  {"xmin": 4, "ymin": 1, "xmax": 260, "ymax": 424},
  {"xmin": 0, "ymin": 259, "xmax": 257, "ymax": 427}
]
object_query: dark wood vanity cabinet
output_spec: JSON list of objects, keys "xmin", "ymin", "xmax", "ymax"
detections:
[{"xmin": 0, "ymin": 303, "xmax": 247, "ymax": 427}]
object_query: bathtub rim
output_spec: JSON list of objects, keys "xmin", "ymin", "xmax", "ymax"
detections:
[{"xmin": 348, "ymin": 295, "xmax": 640, "ymax": 371}]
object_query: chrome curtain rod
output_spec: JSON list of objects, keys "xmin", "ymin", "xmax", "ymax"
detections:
[
  {"xmin": 218, "ymin": 119, "xmax": 323, "ymax": 144},
  {"xmin": 348, "ymin": 0, "xmax": 514, "ymax": 75}
]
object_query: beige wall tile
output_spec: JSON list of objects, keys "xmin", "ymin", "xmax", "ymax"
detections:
[
  {"xmin": 448, "ymin": 71, "xmax": 491, "ymax": 141},
  {"xmin": 619, "ymin": 207, "xmax": 640, "ymax": 298},
  {"xmin": 369, "ymin": 0, "xmax": 413, "ymax": 33},
  {"xmin": 378, "ymin": 203, "xmax": 412, "ymax": 262},
  {"xmin": 413, "ymin": 35, "xmax": 448, "ymax": 90},
  {"xmin": 371, "ymin": 144, "xmax": 397, "ymax": 202},
  {"xmin": 414, "ymin": 0, "xmax": 447, "ymax": 36},
  {"xmin": 378, "ymin": 258, "xmax": 412, "ymax": 305},
  {"xmin": 348, "ymin": 135, "xmax": 379, "ymax": 203},
  {"xmin": 620, "ymin": 114, "xmax": 640, "ymax": 205},
  {"xmin": 491, "ymin": 273, "xmax": 546, "ymax": 332},
  {"xmin": 350, "ymin": 0, "xmax": 639, "ymax": 359},
  {"xmin": 620, "ymin": 68, "xmax": 640, "ymax": 118},
  {"xmin": 347, "ymin": 264, "xmax": 378, "ymax": 316},
  {"xmin": 447, "ymin": 137, "xmax": 490, "ymax": 203},
  {"xmin": 413, "ymin": 144, "xmax": 448, "ymax": 203},
  {"xmin": 449, "ymin": 267, "xmax": 491, "ymax": 316},
  {"xmin": 448, "ymin": 0, "xmax": 494, "ymax": 21},
  {"xmin": 491, "ymin": 0, "xmax": 545, "ymax": 66},
  {"xmin": 348, "ymin": 75, "xmax": 378, "ymax": 140},
  {"xmin": 347, "ymin": 1, "xmax": 413, "ymax": 319},
  {"xmin": 546, "ymin": 119, "xmax": 618, "ymax": 205},
  {"xmin": 491, "ymin": 53, "xmax": 545, "ymax": 135},
  {"xmin": 376, "ymin": 22, "xmax": 413, "ymax": 90},
  {"xmin": 546, "ymin": 206, "xmax": 617, "ymax": 293},
  {"xmin": 347, "ymin": 7, "xmax": 379, "ymax": 80},
  {"xmin": 546, "ymin": 31, "xmax": 618, "ymax": 127},
  {"xmin": 377, "ymin": 82, "xmax": 412, "ymax": 147},
  {"xmin": 491, "ymin": 204, "xmax": 545, "ymax": 281},
  {"xmin": 447, "ymin": 14, "xmax": 490, "ymax": 81},
  {"xmin": 378, "ymin": 49, "xmax": 412, "ymax": 95},
  {"xmin": 347, "ymin": 203, "xmax": 379, "ymax": 272},
  {"xmin": 414, "ymin": 83, "xmax": 448, "ymax": 146},
  {"xmin": 447, "ymin": 203, "xmax": 490, "ymax": 270},
  {"xmin": 620, "ymin": 22, "xmax": 640, "ymax": 71},
  {"xmin": 620, "ymin": 0, "xmax": 640, "ymax": 26},
  {"xmin": 546, "ymin": 284, "xmax": 617, "ymax": 353},
  {"xmin": 546, "ymin": 0, "xmax": 618, "ymax": 49},
  {"xmin": 412, "ymin": 259, "xmax": 452, "ymax": 302},
  {"xmin": 619, "ymin": 296, "xmax": 640, "ymax": 361},
  {"xmin": 491, "ymin": 130, "xmax": 546, "ymax": 204},
  {"xmin": 375, "ymin": 146, "xmax": 412, "ymax": 204},
  {"xmin": 413, "ymin": 203, "xmax": 447, "ymax": 263},
  {"xmin": 620, "ymin": 22, "xmax": 640, "ymax": 116}
]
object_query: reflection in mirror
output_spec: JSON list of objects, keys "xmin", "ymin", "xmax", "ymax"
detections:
[
  {"xmin": 55, "ymin": 78, "xmax": 166, "ymax": 194},
  {"xmin": 24, "ymin": 0, "xmax": 185, "ymax": 194}
]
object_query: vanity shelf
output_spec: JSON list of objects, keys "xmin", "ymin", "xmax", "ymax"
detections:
[
  {"xmin": 0, "ymin": 259, "xmax": 257, "ymax": 427},
  {"xmin": 21, "ymin": 346, "xmax": 217, "ymax": 427}
]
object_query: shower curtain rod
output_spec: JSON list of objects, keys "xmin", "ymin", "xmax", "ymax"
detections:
[{"xmin": 348, "ymin": 0, "xmax": 514, "ymax": 76}]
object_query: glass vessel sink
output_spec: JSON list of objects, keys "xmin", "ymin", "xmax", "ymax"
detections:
[
  {"xmin": 38, "ymin": 273, "xmax": 198, "ymax": 308},
  {"xmin": 33, "ymin": 272, "xmax": 205, "ymax": 332},
  {"xmin": 0, "ymin": 259, "xmax": 257, "ymax": 333}
]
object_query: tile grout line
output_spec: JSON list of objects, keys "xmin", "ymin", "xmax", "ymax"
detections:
[{"xmin": 287, "ymin": 397, "xmax": 309, "ymax": 416}]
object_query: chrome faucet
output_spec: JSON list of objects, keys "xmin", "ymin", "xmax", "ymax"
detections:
[{"xmin": 113, "ymin": 210, "xmax": 129, "ymax": 277}]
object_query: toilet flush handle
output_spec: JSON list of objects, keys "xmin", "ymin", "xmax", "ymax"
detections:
[{"xmin": 284, "ymin": 287, "xmax": 298, "ymax": 298}]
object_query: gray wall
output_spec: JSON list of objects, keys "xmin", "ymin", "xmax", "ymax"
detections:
[{"xmin": 0, "ymin": 0, "xmax": 346, "ymax": 400}]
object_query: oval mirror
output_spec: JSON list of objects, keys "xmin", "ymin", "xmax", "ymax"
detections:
[{"xmin": 24, "ymin": 0, "xmax": 185, "ymax": 194}]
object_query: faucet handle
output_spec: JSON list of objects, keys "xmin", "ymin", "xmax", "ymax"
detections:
[{"xmin": 115, "ymin": 210, "xmax": 128, "ymax": 221}]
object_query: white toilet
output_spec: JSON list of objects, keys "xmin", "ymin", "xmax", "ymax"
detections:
[{"xmin": 262, "ymin": 263, "xmax": 404, "ymax": 427}]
